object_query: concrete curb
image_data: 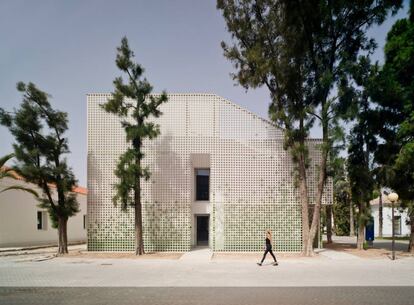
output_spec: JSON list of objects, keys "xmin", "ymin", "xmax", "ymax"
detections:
[{"xmin": 0, "ymin": 241, "xmax": 86, "ymax": 254}]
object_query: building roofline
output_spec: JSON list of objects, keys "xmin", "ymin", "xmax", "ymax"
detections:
[
  {"xmin": 369, "ymin": 196, "xmax": 403, "ymax": 206},
  {"xmin": 87, "ymin": 92, "xmax": 323, "ymax": 141},
  {"xmin": 0, "ymin": 166, "xmax": 87, "ymax": 195}
]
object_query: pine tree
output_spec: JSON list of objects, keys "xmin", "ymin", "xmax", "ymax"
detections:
[
  {"xmin": 101, "ymin": 37, "xmax": 168, "ymax": 255},
  {"xmin": 332, "ymin": 156, "xmax": 352, "ymax": 237},
  {"xmin": 370, "ymin": 0, "xmax": 414, "ymax": 252},
  {"xmin": 217, "ymin": 0, "xmax": 401, "ymax": 255},
  {"xmin": 0, "ymin": 83, "xmax": 79, "ymax": 254}
]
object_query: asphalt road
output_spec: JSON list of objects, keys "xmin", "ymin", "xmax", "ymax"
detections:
[{"xmin": 1, "ymin": 287, "xmax": 413, "ymax": 305}]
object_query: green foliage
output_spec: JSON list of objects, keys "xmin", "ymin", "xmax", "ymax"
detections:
[
  {"xmin": 217, "ymin": 0, "xmax": 401, "ymax": 252},
  {"xmin": 332, "ymin": 156, "xmax": 352, "ymax": 236},
  {"xmin": 217, "ymin": 0, "xmax": 313, "ymax": 158},
  {"xmin": 217, "ymin": 0, "xmax": 402, "ymax": 174},
  {"xmin": 217, "ymin": 0, "xmax": 401, "ymax": 147},
  {"xmin": 347, "ymin": 125, "xmax": 374, "ymax": 227},
  {"xmin": 346, "ymin": 57, "xmax": 378, "ymax": 227},
  {"xmin": 101, "ymin": 37, "xmax": 168, "ymax": 210},
  {"xmin": 370, "ymin": 1, "xmax": 414, "ymax": 212},
  {"xmin": 333, "ymin": 197, "xmax": 351, "ymax": 236},
  {"xmin": 0, "ymin": 83, "xmax": 79, "ymax": 227}
]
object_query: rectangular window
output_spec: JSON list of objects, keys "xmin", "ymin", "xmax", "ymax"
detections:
[
  {"xmin": 37, "ymin": 211, "xmax": 42, "ymax": 230},
  {"xmin": 37, "ymin": 211, "xmax": 47, "ymax": 230},
  {"xmin": 83, "ymin": 215, "xmax": 87, "ymax": 229},
  {"xmin": 394, "ymin": 216, "xmax": 401, "ymax": 235},
  {"xmin": 196, "ymin": 169, "xmax": 210, "ymax": 201}
]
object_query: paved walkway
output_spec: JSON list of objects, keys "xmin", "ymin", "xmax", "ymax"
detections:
[
  {"xmin": 0, "ymin": 249, "xmax": 413, "ymax": 287},
  {"xmin": 316, "ymin": 248, "xmax": 362, "ymax": 260},
  {"xmin": 0, "ymin": 244, "xmax": 86, "ymax": 257},
  {"xmin": 1, "ymin": 239, "xmax": 413, "ymax": 287},
  {"xmin": 180, "ymin": 247, "xmax": 212, "ymax": 262}
]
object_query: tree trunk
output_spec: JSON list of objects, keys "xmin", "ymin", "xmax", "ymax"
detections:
[
  {"xmin": 408, "ymin": 212, "xmax": 414, "ymax": 254},
  {"xmin": 326, "ymin": 205, "xmax": 333, "ymax": 244},
  {"xmin": 349, "ymin": 199, "xmax": 355, "ymax": 237},
  {"xmin": 57, "ymin": 217, "xmax": 68, "ymax": 254},
  {"xmin": 306, "ymin": 109, "xmax": 330, "ymax": 256},
  {"xmin": 357, "ymin": 221, "xmax": 365, "ymax": 250},
  {"xmin": 298, "ymin": 144, "xmax": 311, "ymax": 256},
  {"xmin": 356, "ymin": 202, "xmax": 366, "ymax": 250},
  {"xmin": 307, "ymin": 143, "xmax": 328, "ymax": 256},
  {"xmin": 134, "ymin": 147, "xmax": 145, "ymax": 256},
  {"xmin": 135, "ymin": 195, "xmax": 144, "ymax": 255},
  {"xmin": 378, "ymin": 191, "xmax": 383, "ymax": 238},
  {"xmin": 299, "ymin": 162, "xmax": 309, "ymax": 255}
]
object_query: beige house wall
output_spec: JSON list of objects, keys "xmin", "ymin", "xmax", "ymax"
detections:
[{"xmin": 0, "ymin": 177, "xmax": 87, "ymax": 247}]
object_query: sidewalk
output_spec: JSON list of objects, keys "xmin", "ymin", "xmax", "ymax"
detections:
[
  {"xmin": 0, "ymin": 245, "xmax": 413, "ymax": 287},
  {"xmin": 180, "ymin": 247, "xmax": 212, "ymax": 262},
  {"xmin": 316, "ymin": 248, "xmax": 362, "ymax": 260},
  {"xmin": 0, "ymin": 244, "xmax": 86, "ymax": 258}
]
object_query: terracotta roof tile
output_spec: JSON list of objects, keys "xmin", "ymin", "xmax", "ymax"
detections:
[{"xmin": 1, "ymin": 166, "xmax": 87, "ymax": 195}]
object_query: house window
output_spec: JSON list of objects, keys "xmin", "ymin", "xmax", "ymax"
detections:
[
  {"xmin": 37, "ymin": 211, "xmax": 47, "ymax": 230},
  {"xmin": 196, "ymin": 169, "xmax": 210, "ymax": 201},
  {"xmin": 83, "ymin": 215, "xmax": 87, "ymax": 229},
  {"xmin": 393, "ymin": 216, "xmax": 401, "ymax": 235}
]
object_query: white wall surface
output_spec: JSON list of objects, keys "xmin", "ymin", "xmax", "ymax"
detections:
[
  {"xmin": 87, "ymin": 93, "xmax": 332, "ymax": 252},
  {"xmin": 0, "ymin": 177, "xmax": 87, "ymax": 247},
  {"xmin": 371, "ymin": 205, "xmax": 411, "ymax": 237}
]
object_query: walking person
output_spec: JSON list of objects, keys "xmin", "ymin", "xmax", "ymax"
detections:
[{"xmin": 257, "ymin": 229, "xmax": 278, "ymax": 266}]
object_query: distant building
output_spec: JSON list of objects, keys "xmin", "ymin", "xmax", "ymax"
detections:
[
  {"xmin": 0, "ymin": 173, "xmax": 87, "ymax": 247},
  {"xmin": 87, "ymin": 93, "xmax": 333, "ymax": 252},
  {"xmin": 370, "ymin": 196, "xmax": 410, "ymax": 237}
]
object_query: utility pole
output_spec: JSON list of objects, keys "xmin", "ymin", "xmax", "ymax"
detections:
[{"xmin": 379, "ymin": 190, "xmax": 383, "ymax": 238}]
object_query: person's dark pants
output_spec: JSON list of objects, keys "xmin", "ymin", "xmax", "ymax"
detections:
[{"xmin": 261, "ymin": 247, "xmax": 277, "ymax": 263}]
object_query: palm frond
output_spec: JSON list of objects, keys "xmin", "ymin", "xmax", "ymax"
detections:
[
  {"xmin": 0, "ymin": 153, "xmax": 14, "ymax": 168},
  {"xmin": 0, "ymin": 171, "xmax": 18, "ymax": 180},
  {"xmin": 0, "ymin": 185, "xmax": 39, "ymax": 198}
]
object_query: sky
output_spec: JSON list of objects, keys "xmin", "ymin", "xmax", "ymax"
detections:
[{"xmin": 0, "ymin": 0, "xmax": 410, "ymax": 187}]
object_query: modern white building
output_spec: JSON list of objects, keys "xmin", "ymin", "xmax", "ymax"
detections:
[
  {"xmin": 87, "ymin": 93, "xmax": 333, "ymax": 252},
  {"xmin": 370, "ymin": 196, "xmax": 411, "ymax": 237},
  {"xmin": 0, "ymin": 174, "xmax": 87, "ymax": 247}
]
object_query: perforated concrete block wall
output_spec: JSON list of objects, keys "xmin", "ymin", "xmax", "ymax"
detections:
[{"xmin": 87, "ymin": 93, "xmax": 332, "ymax": 252}]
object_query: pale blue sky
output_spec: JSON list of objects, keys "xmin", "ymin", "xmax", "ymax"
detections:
[{"xmin": 0, "ymin": 1, "xmax": 409, "ymax": 186}]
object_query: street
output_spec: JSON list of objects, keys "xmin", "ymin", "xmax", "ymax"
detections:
[
  {"xmin": 1, "ymin": 239, "xmax": 413, "ymax": 304},
  {"xmin": 1, "ymin": 287, "xmax": 413, "ymax": 305}
]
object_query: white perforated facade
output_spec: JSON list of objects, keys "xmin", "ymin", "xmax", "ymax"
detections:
[{"xmin": 87, "ymin": 93, "xmax": 333, "ymax": 252}]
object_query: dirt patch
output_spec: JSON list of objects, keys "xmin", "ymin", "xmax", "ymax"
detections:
[
  {"xmin": 60, "ymin": 250, "xmax": 184, "ymax": 260},
  {"xmin": 324, "ymin": 242, "xmax": 414, "ymax": 259}
]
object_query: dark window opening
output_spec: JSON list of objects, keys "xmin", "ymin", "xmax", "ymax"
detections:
[
  {"xmin": 197, "ymin": 215, "xmax": 209, "ymax": 245},
  {"xmin": 37, "ymin": 211, "xmax": 43, "ymax": 230},
  {"xmin": 196, "ymin": 169, "xmax": 210, "ymax": 201},
  {"xmin": 394, "ymin": 216, "xmax": 401, "ymax": 235}
]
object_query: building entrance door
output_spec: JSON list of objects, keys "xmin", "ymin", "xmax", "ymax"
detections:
[{"xmin": 196, "ymin": 216, "xmax": 209, "ymax": 246}]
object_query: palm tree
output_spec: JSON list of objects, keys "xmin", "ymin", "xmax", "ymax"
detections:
[{"xmin": 0, "ymin": 153, "xmax": 38, "ymax": 197}]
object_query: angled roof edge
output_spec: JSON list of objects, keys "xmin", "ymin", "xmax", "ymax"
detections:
[
  {"xmin": 0, "ymin": 166, "xmax": 87, "ymax": 195},
  {"xmin": 87, "ymin": 92, "xmax": 323, "ymax": 141}
]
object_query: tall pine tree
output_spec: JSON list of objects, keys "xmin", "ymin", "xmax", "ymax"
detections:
[
  {"xmin": 370, "ymin": 0, "xmax": 414, "ymax": 252},
  {"xmin": 217, "ymin": 0, "xmax": 401, "ymax": 255},
  {"xmin": 101, "ymin": 37, "xmax": 168, "ymax": 255},
  {"xmin": 0, "ymin": 83, "xmax": 79, "ymax": 254}
]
